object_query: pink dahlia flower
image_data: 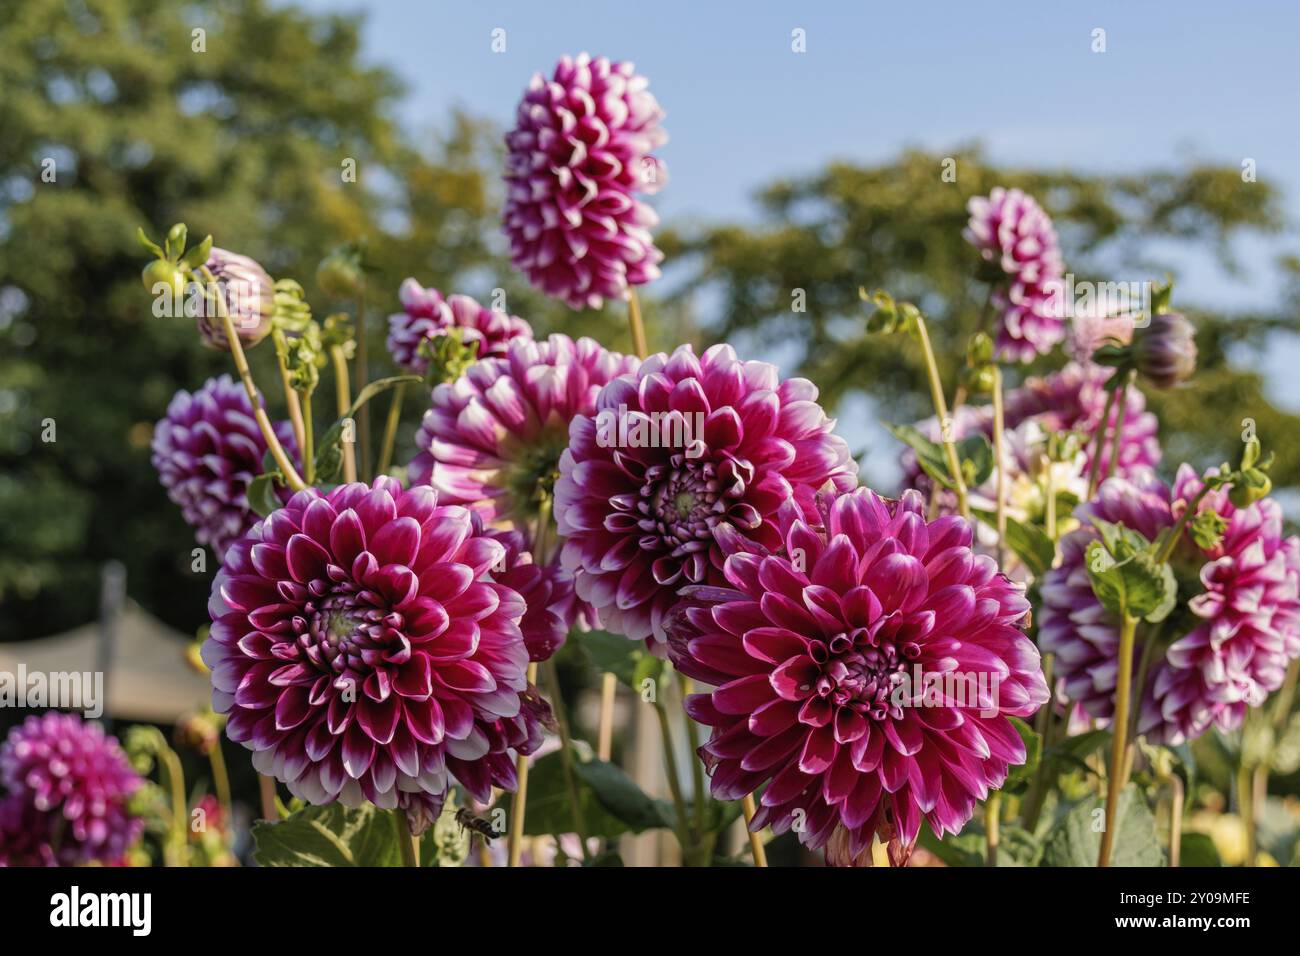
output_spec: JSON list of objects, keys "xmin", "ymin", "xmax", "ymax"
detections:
[
  {"xmin": 503, "ymin": 52, "xmax": 668, "ymax": 310},
  {"xmin": 964, "ymin": 188, "xmax": 1067, "ymax": 362},
  {"xmin": 1004, "ymin": 361, "xmax": 1160, "ymax": 480},
  {"xmin": 557, "ymin": 343, "xmax": 860, "ymax": 645},
  {"xmin": 202, "ymin": 478, "xmax": 545, "ymax": 830},
  {"xmin": 409, "ymin": 333, "xmax": 638, "ymax": 529},
  {"xmin": 386, "ymin": 279, "xmax": 533, "ymax": 377},
  {"xmin": 152, "ymin": 375, "xmax": 298, "ymax": 557},
  {"xmin": 1039, "ymin": 466, "xmax": 1300, "ymax": 744},
  {"xmin": 0, "ymin": 713, "xmax": 143, "ymax": 867},
  {"xmin": 484, "ymin": 526, "xmax": 583, "ymax": 661},
  {"xmin": 667, "ymin": 489, "xmax": 1048, "ymax": 864}
]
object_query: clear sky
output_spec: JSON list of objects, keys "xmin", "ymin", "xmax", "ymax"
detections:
[{"xmin": 283, "ymin": 0, "xmax": 1300, "ymax": 459}]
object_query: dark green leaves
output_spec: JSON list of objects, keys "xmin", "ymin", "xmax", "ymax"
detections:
[
  {"xmin": 582, "ymin": 629, "xmax": 665, "ymax": 691},
  {"xmin": 972, "ymin": 510, "xmax": 1056, "ymax": 577},
  {"xmin": 314, "ymin": 374, "xmax": 421, "ymax": 483},
  {"xmin": 885, "ymin": 422, "xmax": 994, "ymax": 490},
  {"xmin": 1083, "ymin": 520, "xmax": 1175, "ymax": 622},
  {"xmin": 253, "ymin": 803, "xmax": 404, "ymax": 867}
]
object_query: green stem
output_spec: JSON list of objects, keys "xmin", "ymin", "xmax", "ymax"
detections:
[
  {"xmin": 541, "ymin": 658, "xmax": 591, "ymax": 861},
  {"xmin": 1021, "ymin": 653, "xmax": 1055, "ymax": 831},
  {"xmin": 1105, "ymin": 373, "xmax": 1132, "ymax": 480},
  {"xmin": 329, "ymin": 345, "xmax": 358, "ymax": 483},
  {"xmin": 1237, "ymin": 762, "xmax": 1257, "ymax": 867},
  {"xmin": 1098, "ymin": 613, "xmax": 1138, "ymax": 866},
  {"xmin": 202, "ymin": 266, "xmax": 305, "ymax": 490},
  {"xmin": 1155, "ymin": 485, "xmax": 1214, "ymax": 564},
  {"xmin": 653, "ymin": 699, "xmax": 693, "ymax": 857},
  {"xmin": 393, "ymin": 808, "xmax": 419, "ymax": 867},
  {"xmin": 207, "ymin": 740, "xmax": 233, "ymax": 827},
  {"xmin": 1085, "ymin": 385, "xmax": 1119, "ymax": 498},
  {"xmin": 156, "ymin": 746, "xmax": 188, "ymax": 867},
  {"xmin": 680, "ymin": 676, "xmax": 707, "ymax": 833},
  {"xmin": 300, "ymin": 388, "xmax": 315, "ymax": 484},
  {"xmin": 992, "ymin": 365, "xmax": 1007, "ymax": 567},
  {"xmin": 914, "ymin": 314, "xmax": 968, "ymax": 517},
  {"xmin": 985, "ymin": 792, "xmax": 1001, "ymax": 866},
  {"xmin": 376, "ymin": 383, "xmax": 406, "ymax": 476},
  {"xmin": 355, "ymin": 286, "xmax": 372, "ymax": 480}
]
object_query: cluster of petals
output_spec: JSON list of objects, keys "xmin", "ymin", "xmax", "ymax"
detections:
[
  {"xmin": 667, "ymin": 489, "xmax": 1048, "ymax": 863},
  {"xmin": 386, "ymin": 279, "xmax": 533, "ymax": 376},
  {"xmin": 503, "ymin": 53, "xmax": 668, "ymax": 309},
  {"xmin": 1039, "ymin": 466, "xmax": 1300, "ymax": 744},
  {"xmin": 202, "ymin": 478, "xmax": 546, "ymax": 831},
  {"xmin": 557, "ymin": 343, "xmax": 859, "ymax": 644}
]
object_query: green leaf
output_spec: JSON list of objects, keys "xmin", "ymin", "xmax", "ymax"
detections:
[
  {"xmin": 314, "ymin": 374, "xmax": 421, "ymax": 481},
  {"xmin": 135, "ymin": 226, "xmax": 164, "ymax": 258},
  {"xmin": 499, "ymin": 745, "xmax": 652, "ymax": 841},
  {"xmin": 1270, "ymin": 710, "xmax": 1300, "ymax": 774},
  {"xmin": 1044, "ymin": 728, "xmax": 1112, "ymax": 776},
  {"xmin": 958, "ymin": 433, "xmax": 995, "ymax": 487},
  {"xmin": 1003, "ymin": 716, "xmax": 1042, "ymax": 790},
  {"xmin": 246, "ymin": 472, "xmax": 282, "ymax": 518},
  {"xmin": 1041, "ymin": 785, "xmax": 1164, "ymax": 867},
  {"xmin": 575, "ymin": 759, "xmax": 674, "ymax": 832},
  {"xmin": 252, "ymin": 803, "xmax": 401, "ymax": 867},
  {"xmin": 972, "ymin": 510, "xmax": 1056, "ymax": 577},
  {"xmin": 1084, "ymin": 540, "xmax": 1170, "ymax": 620},
  {"xmin": 885, "ymin": 422, "xmax": 956, "ymax": 490},
  {"xmin": 1179, "ymin": 832, "xmax": 1221, "ymax": 867}
]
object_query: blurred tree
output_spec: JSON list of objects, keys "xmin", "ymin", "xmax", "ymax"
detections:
[
  {"xmin": 0, "ymin": 0, "xmax": 612, "ymax": 640},
  {"xmin": 661, "ymin": 148, "xmax": 1300, "ymax": 498}
]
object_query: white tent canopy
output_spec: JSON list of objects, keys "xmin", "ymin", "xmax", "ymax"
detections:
[{"xmin": 0, "ymin": 600, "xmax": 211, "ymax": 724}]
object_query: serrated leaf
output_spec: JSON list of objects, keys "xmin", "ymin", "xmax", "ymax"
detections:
[
  {"xmin": 1041, "ymin": 785, "xmax": 1164, "ymax": 867},
  {"xmin": 1084, "ymin": 540, "xmax": 1170, "ymax": 620},
  {"xmin": 252, "ymin": 803, "xmax": 401, "ymax": 867},
  {"xmin": 500, "ymin": 746, "xmax": 630, "ymax": 841},
  {"xmin": 1003, "ymin": 716, "xmax": 1042, "ymax": 790}
]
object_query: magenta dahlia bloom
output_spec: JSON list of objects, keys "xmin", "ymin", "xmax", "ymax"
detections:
[
  {"xmin": 0, "ymin": 713, "xmax": 143, "ymax": 867},
  {"xmin": 557, "ymin": 343, "xmax": 859, "ymax": 645},
  {"xmin": 1039, "ymin": 466, "xmax": 1300, "ymax": 744},
  {"xmin": 202, "ymin": 477, "xmax": 545, "ymax": 830},
  {"xmin": 964, "ymin": 188, "xmax": 1067, "ymax": 362},
  {"xmin": 409, "ymin": 333, "xmax": 638, "ymax": 529},
  {"xmin": 386, "ymin": 279, "xmax": 533, "ymax": 377},
  {"xmin": 484, "ymin": 526, "xmax": 582, "ymax": 662},
  {"xmin": 503, "ymin": 52, "xmax": 668, "ymax": 310},
  {"xmin": 1004, "ymin": 361, "xmax": 1160, "ymax": 480},
  {"xmin": 667, "ymin": 489, "xmax": 1048, "ymax": 864},
  {"xmin": 197, "ymin": 248, "xmax": 276, "ymax": 350},
  {"xmin": 152, "ymin": 375, "xmax": 298, "ymax": 557}
]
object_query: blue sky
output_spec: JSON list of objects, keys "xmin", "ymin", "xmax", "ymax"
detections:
[{"xmin": 285, "ymin": 0, "xmax": 1300, "ymax": 482}]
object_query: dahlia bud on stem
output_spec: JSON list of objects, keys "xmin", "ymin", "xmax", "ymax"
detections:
[{"xmin": 200, "ymin": 266, "xmax": 306, "ymax": 491}]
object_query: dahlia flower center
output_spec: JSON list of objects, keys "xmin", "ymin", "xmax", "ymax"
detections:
[
  {"xmin": 504, "ymin": 427, "xmax": 568, "ymax": 517},
  {"xmin": 646, "ymin": 459, "xmax": 721, "ymax": 538},
  {"xmin": 299, "ymin": 591, "xmax": 399, "ymax": 678},
  {"xmin": 814, "ymin": 631, "xmax": 917, "ymax": 722}
]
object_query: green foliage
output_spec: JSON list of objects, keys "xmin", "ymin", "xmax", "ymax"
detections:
[
  {"xmin": 1041, "ymin": 786, "xmax": 1164, "ymax": 867},
  {"xmin": 253, "ymin": 803, "xmax": 404, "ymax": 867}
]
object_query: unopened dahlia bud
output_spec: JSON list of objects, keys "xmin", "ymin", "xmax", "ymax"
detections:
[
  {"xmin": 198, "ymin": 248, "xmax": 275, "ymax": 350},
  {"xmin": 1133, "ymin": 311, "xmax": 1196, "ymax": 389}
]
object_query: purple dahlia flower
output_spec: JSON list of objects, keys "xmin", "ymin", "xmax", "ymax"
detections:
[
  {"xmin": 408, "ymin": 333, "xmax": 638, "ymax": 529},
  {"xmin": 0, "ymin": 713, "xmax": 143, "ymax": 867},
  {"xmin": 202, "ymin": 477, "xmax": 546, "ymax": 830},
  {"xmin": 1133, "ymin": 311, "xmax": 1197, "ymax": 390},
  {"xmin": 1039, "ymin": 466, "xmax": 1300, "ymax": 744},
  {"xmin": 503, "ymin": 52, "xmax": 668, "ymax": 310},
  {"xmin": 556, "ymin": 343, "xmax": 860, "ymax": 645},
  {"xmin": 152, "ymin": 375, "xmax": 299, "ymax": 557},
  {"xmin": 964, "ymin": 188, "xmax": 1067, "ymax": 362},
  {"xmin": 483, "ymin": 526, "xmax": 583, "ymax": 662},
  {"xmin": 198, "ymin": 248, "xmax": 276, "ymax": 350},
  {"xmin": 1004, "ymin": 361, "xmax": 1160, "ymax": 480},
  {"xmin": 667, "ymin": 489, "xmax": 1048, "ymax": 864},
  {"xmin": 386, "ymin": 279, "xmax": 533, "ymax": 377}
]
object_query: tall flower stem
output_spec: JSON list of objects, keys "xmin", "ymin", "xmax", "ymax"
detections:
[
  {"xmin": 354, "ymin": 286, "xmax": 372, "ymax": 480},
  {"xmin": 1098, "ymin": 612, "xmax": 1138, "ymax": 866},
  {"xmin": 740, "ymin": 794, "xmax": 768, "ymax": 866},
  {"xmin": 985, "ymin": 792, "xmax": 1001, "ymax": 866},
  {"xmin": 156, "ymin": 744, "xmax": 188, "ymax": 867},
  {"xmin": 914, "ymin": 315, "xmax": 968, "ymax": 518},
  {"xmin": 653, "ymin": 696, "xmax": 694, "ymax": 857},
  {"xmin": 202, "ymin": 267, "xmax": 305, "ymax": 491},
  {"xmin": 376, "ymin": 383, "xmax": 406, "ymax": 476},
  {"xmin": 626, "ymin": 288, "xmax": 648, "ymax": 358},
  {"xmin": 1237, "ymin": 762, "xmax": 1257, "ymax": 867},
  {"xmin": 258, "ymin": 774, "xmax": 277, "ymax": 820},
  {"xmin": 330, "ymin": 345, "xmax": 358, "ymax": 483},
  {"xmin": 1105, "ymin": 372, "xmax": 1133, "ymax": 480},
  {"xmin": 208, "ymin": 740, "xmax": 233, "ymax": 826},
  {"xmin": 392, "ymin": 808, "xmax": 419, "ymax": 868},
  {"xmin": 1021, "ymin": 653, "xmax": 1055, "ymax": 831},
  {"xmin": 300, "ymin": 388, "xmax": 316, "ymax": 484},
  {"xmin": 507, "ymin": 660, "xmax": 537, "ymax": 868},
  {"xmin": 992, "ymin": 366, "xmax": 1007, "ymax": 566},
  {"xmin": 540, "ymin": 658, "xmax": 591, "ymax": 862},
  {"xmin": 1167, "ymin": 772, "xmax": 1184, "ymax": 867},
  {"xmin": 1085, "ymin": 385, "xmax": 1120, "ymax": 498},
  {"xmin": 276, "ymin": 352, "xmax": 307, "ymax": 454},
  {"xmin": 679, "ymin": 676, "xmax": 706, "ymax": 831}
]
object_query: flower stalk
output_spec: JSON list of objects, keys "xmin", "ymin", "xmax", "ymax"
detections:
[
  {"xmin": 1098, "ymin": 612, "xmax": 1138, "ymax": 866},
  {"xmin": 914, "ymin": 313, "xmax": 969, "ymax": 518}
]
